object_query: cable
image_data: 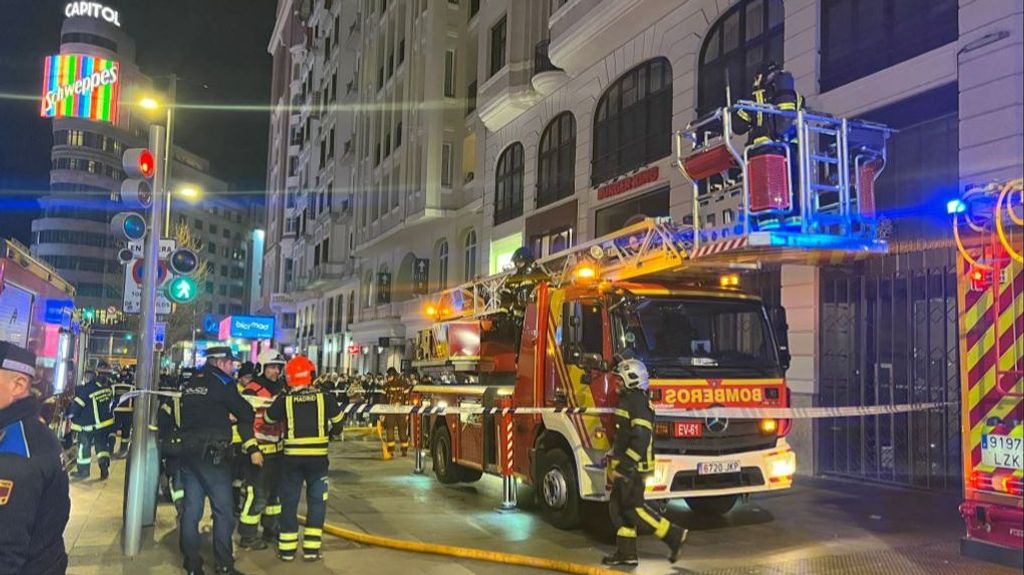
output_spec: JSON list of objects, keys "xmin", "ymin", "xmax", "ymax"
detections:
[{"xmin": 304, "ymin": 516, "xmax": 622, "ymax": 575}]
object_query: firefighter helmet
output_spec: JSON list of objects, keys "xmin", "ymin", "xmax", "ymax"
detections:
[
  {"xmin": 257, "ymin": 349, "xmax": 287, "ymax": 367},
  {"xmin": 511, "ymin": 247, "xmax": 535, "ymax": 268},
  {"xmin": 613, "ymin": 358, "xmax": 649, "ymax": 391},
  {"xmin": 285, "ymin": 355, "xmax": 316, "ymax": 387}
]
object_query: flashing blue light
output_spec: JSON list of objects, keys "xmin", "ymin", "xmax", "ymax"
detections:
[{"xmin": 946, "ymin": 199, "xmax": 967, "ymax": 215}]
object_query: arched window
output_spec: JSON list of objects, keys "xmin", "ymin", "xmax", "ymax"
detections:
[
  {"xmin": 494, "ymin": 143, "xmax": 524, "ymax": 225},
  {"xmin": 592, "ymin": 58, "xmax": 672, "ymax": 185},
  {"xmin": 377, "ymin": 264, "xmax": 392, "ymax": 304},
  {"xmin": 537, "ymin": 112, "xmax": 576, "ymax": 208},
  {"xmin": 362, "ymin": 271, "xmax": 374, "ymax": 308},
  {"xmin": 697, "ymin": 0, "xmax": 784, "ymax": 115},
  {"xmin": 437, "ymin": 240, "xmax": 449, "ymax": 290},
  {"xmin": 463, "ymin": 230, "xmax": 477, "ymax": 281}
]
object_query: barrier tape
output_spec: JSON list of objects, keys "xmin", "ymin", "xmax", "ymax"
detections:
[{"xmin": 121, "ymin": 390, "xmax": 952, "ymax": 420}]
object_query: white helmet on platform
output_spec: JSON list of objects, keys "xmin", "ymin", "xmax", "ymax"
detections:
[
  {"xmin": 613, "ymin": 358, "xmax": 649, "ymax": 391},
  {"xmin": 257, "ymin": 349, "xmax": 287, "ymax": 367}
]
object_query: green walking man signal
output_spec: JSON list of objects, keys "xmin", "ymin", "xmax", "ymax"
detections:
[{"xmin": 165, "ymin": 276, "xmax": 198, "ymax": 304}]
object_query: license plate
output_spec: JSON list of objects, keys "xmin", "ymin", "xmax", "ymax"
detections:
[
  {"xmin": 697, "ymin": 460, "xmax": 741, "ymax": 475},
  {"xmin": 674, "ymin": 421, "xmax": 703, "ymax": 438},
  {"xmin": 982, "ymin": 435, "xmax": 1024, "ymax": 470}
]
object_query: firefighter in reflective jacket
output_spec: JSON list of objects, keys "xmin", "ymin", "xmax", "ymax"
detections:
[
  {"xmin": 604, "ymin": 359, "xmax": 688, "ymax": 567},
  {"xmin": 382, "ymin": 367, "xmax": 411, "ymax": 458},
  {"xmin": 264, "ymin": 355, "xmax": 343, "ymax": 562},
  {"xmin": 157, "ymin": 372, "xmax": 185, "ymax": 510},
  {"xmin": 237, "ymin": 350, "xmax": 287, "ymax": 548},
  {"xmin": 66, "ymin": 364, "xmax": 115, "ymax": 479},
  {"xmin": 110, "ymin": 369, "xmax": 134, "ymax": 457}
]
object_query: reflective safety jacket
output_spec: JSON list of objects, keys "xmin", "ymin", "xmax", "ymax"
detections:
[
  {"xmin": 611, "ymin": 388, "xmax": 655, "ymax": 474},
  {"xmin": 66, "ymin": 378, "xmax": 114, "ymax": 432},
  {"xmin": 111, "ymin": 380, "xmax": 135, "ymax": 413},
  {"xmin": 243, "ymin": 376, "xmax": 283, "ymax": 454},
  {"xmin": 733, "ymin": 70, "xmax": 805, "ymax": 146},
  {"xmin": 157, "ymin": 394, "xmax": 181, "ymax": 434},
  {"xmin": 264, "ymin": 387, "xmax": 343, "ymax": 457},
  {"xmin": 383, "ymin": 374, "xmax": 412, "ymax": 405}
]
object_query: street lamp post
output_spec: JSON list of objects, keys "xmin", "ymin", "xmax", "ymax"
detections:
[{"xmin": 163, "ymin": 74, "xmax": 177, "ymax": 232}]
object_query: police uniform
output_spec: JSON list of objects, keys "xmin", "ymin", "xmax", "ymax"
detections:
[
  {"xmin": 264, "ymin": 356, "xmax": 343, "ymax": 561},
  {"xmin": 237, "ymin": 372, "xmax": 285, "ymax": 547},
  {"xmin": 0, "ymin": 342, "xmax": 70, "ymax": 574},
  {"xmin": 178, "ymin": 348, "xmax": 257, "ymax": 575},
  {"xmin": 382, "ymin": 369, "xmax": 412, "ymax": 456},
  {"xmin": 604, "ymin": 360, "xmax": 686, "ymax": 567},
  {"xmin": 110, "ymin": 371, "xmax": 135, "ymax": 456},
  {"xmin": 66, "ymin": 368, "xmax": 115, "ymax": 478}
]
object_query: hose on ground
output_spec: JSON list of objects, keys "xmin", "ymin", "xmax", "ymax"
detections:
[{"xmin": 302, "ymin": 516, "xmax": 621, "ymax": 575}]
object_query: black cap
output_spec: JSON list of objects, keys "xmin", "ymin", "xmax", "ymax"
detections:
[
  {"xmin": 0, "ymin": 341, "xmax": 36, "ymax": 378},
  {"xmin": 238, "ymin": 362, "xmax": 256, "ymax": 378},
  {"xmin": 386, "ymin": 367, "xmax": 399, "ymax": 376},
  {"xmin": 205, "ymin": 346, "xmax": 236, "ymax": 361}
]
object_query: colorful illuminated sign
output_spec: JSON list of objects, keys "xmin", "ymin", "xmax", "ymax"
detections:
[
  {"xmin": 40, "ymin": 54, "xmax": 120, "ymax": 122},
  {"xmin": 221, "ymin": 315, "xmax": 276, "ymax": 340}
]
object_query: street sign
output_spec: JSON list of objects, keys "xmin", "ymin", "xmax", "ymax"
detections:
[
  {"xmin": 128, "ymin": 239, "xmax": 176, "ymax": 260},
  {"xmin": 154, "ymin": 321, "xmax": 166, "ymax": 352},
  {"xmin": 413, "ymin": 257, "xmax": 430, "ymax": 295},
  {"xmin": 122, "ymin": 247, "xmax": 173, "ymax": 314}
]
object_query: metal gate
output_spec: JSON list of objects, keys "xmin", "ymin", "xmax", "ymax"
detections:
[{"xmin": 819, "ymin": 249, "xmax": 962, "ymax": 490}]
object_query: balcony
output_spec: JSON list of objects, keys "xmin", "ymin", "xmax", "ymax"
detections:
[
  {"xmin": 531, "ymin": 40, "xmax": 567, "ymax": 95},
  {"xmin": 297, "ymin": 261, "xmax": 351, "ymax": 291}
]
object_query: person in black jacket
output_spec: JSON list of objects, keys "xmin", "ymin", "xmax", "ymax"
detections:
[
  {"xmin": 178, "ymin": 347, "xmax": 259, "ymax": 575},
  {"xmin": 66, "ymin": 362, "xmax": 115, "ymax": 479},
  {"xmin": 0, "ymin": 341, "xmax": 70, "ymax": 575},
  {"xmin": 603, "ymin": 358, "xmax": 688, "ymax": 567}
]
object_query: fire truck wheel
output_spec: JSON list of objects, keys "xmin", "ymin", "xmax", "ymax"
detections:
[
  {"xmin": 536, "ymin": 448, "xmax": 582, "ymax": 529},
  {"xmin": 431, "ymin": 427, "xmax": 461, "ymax": 484},
  {"xmin": 458, "ymin": 467, "xmax": 483, "ymax": 483},
  {"xmin": 684, "ymin": 494, "xmax": 738, "ymax": 516}
]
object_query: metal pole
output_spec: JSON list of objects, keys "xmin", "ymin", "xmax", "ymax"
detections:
[
  {"xmin": 123, "ymin": 124, "xmax": 166, "ymax": 556},
  {"xmin": 163, "ymin": 74, "xmax": 177, "ymax": 232},
  {"xmin": 74, "ymin": 325, "xmax": 88, "ymax": 388}
]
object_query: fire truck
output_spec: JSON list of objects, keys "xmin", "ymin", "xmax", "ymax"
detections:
[
  {"xmin": 953, "ymin": 179, "xmax": 1023, "ymax": 568},
  {"xmin": 412, "ymin": 102, "xmax": 893, "ymax": 528}
]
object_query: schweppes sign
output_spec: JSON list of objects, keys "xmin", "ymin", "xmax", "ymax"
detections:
[
  {"xmin": 650, "ymin": 379, "xmax": 785, "ymax": 409},
  {"xmin": 40, "ymin": 54, "xmax": 120, "ymax": 123}
]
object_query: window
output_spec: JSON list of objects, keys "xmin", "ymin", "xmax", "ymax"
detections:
[
  {"xmin": 463, "ymin": 231, "xmax": 477, "ymax": 281},
  {"xmin": 209, "ymin": 224, "xmax": 218, "ymax": 235},
  {"xmin": 494, "ymin": 143, "xmax": 524, "ymax": 224},
  {"xmin": 536, "ymin": 112, "xmax": 576, "ymax": 208},
  {"xmin": 441, "ymin": 142, "xmax": 453, "ymax": 187},
  {"xmin": 395, "ymin": 122, "xmax": 402, "ymax": 149},
  {"xmin": 489, "ymin": 16, "xmax": 507, "ymax": 77},
  {"xmin": 219, "ymin": 285, "xmax": 228, "ymax": 296},
  {"xmin": 222, "ymin": 229, "xmax": 231, "ymax": 239},
  {"xmin": 563, "ymin": 301, "xmax": 605, "ymax": 361},
  {"xmin": 444, "ymin": 50, "xmax": 457, "ymax": 97},
  {"xmin": 592, "ymin": 58, "xmax": 672, "ymax": 185},
  {"xmin": 207, "ymin": 242, "xmax": 217, "ymax": 254},
  {"xmin": 470, "ymin": 0, "xmax": 479, "ymax": 18},
  {"xmin": 821, "ymin": 0, "xmax": 956, "ymax": 92},
  {"xmin": 61, "ymin": 32, "xmax": 117, "ymax": 51},
  {"xmin": 697, "ymin": 0, "xmax": 784, "ymax": 114},
  {"xmin": 437, "ymin": 240, "xmax": 449, "ymax": 289}
]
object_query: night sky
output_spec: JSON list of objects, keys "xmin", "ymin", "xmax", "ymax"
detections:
[{"xmin": 0, "ymin": 0, "xmax": 277, "ymax": 244}]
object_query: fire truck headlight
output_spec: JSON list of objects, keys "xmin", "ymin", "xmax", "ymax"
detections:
[
  {"xmin": 769, "ymin": 455, "xmax": 795, "ymax": 478},
  {"xmin": 646, "ymin": 462, "xmax": 669, "ymax": 487},
  {"xmin": 759, "ymin": 418, "xmax": 778, "ymax": 434}
]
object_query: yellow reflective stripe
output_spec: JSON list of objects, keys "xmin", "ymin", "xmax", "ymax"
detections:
[
  {"xmin": 330, "ymin": 411, "xmax": 344, "ymax": 424},
  {"xmin": 737, "ymin": 109, "xmax": 751, "ymax": 121},
  {"xmin": 98, "ymin": 418, "xmax": 113, "ymax": 428},
  {"xmin": 264, "ymin": 505, "xmax": 281, "ymax": 516},
  {"xmin": 74, "ymin": 397, "xmax": 86, "ymax": 406},
  {"xmin": 242, "ymin": 438, "xmax": 258, "ymax": 451},
  {"xmin": 617, "ymin": 526, "xmax": 637, "ymax": 538},
  {"xmin": 753, "ymin": 136, "xmax": 771, "ymax": 144},
  {"xmin": 285, "ymin": 397, "xmax": 295, "ymax": 440},
  {"xmin": 631, "ymin": 418, "xmax": 653, "ymax": 430},
  {"xmin": 172, "ymin": 397, "xmax": 181, "ymax": 428},
  {"xmin": 778, "ymin": 102, "xmax": 796, "ymax": 110},
  {"xmin": 625, "ymin": 448, "xmax": 641, "ymax": 461},
  {"xmin": 635, "ymin": 507, "xmax": 671, "ymax": 538},
  {"xmin": 303, "ymin": 527, "xmax": 323, "ymax": 537},
  {"xmin": 283, "ymin": 447, "xmax": 329, "ymax": 456},
  {"xmin": 285, "ymin": 436, "xmax": 328, "ymax": 445},
  {"xmin": 278, "ymin": 541, "xmax": 298, "ymax": 551},
  {"xmin": 258, "ymin": 443, "xmax": 280, "ymax": 454},
  {"xmin": 239, "ymin": 486, "xmax": 259, "ymax": 524},
  {"xmin": 614, "ymin": 408, "xmax": 630, "ymax": 419},
  {"xmin": 160, "ymin": 404, "xmax": 172, "ymax": 414},
  {"xmin": 279, "ymin": 532, "xmax": 298, "ymax": 541},
  {"xmin": 302, "ymin": 540, "xmax": 322, "ymax": 550},
  {"xmin": 316, "ymin": 395, "xmax": 325, "ymax": 439}
]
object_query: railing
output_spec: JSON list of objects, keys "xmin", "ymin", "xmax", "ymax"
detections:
[{"xmin": 534, "ymin": 39, "xmax": 561, "ymax": 74}]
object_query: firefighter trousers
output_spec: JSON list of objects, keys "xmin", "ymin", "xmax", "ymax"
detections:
[
  {"xmin": 112, "ymin": 411, "xmax": 133, "ymax": 453},
  {"xmin": 239, "ymin": 453, "xmax": 282, "ymax": 541},
  {"xmin": 608, "ymin": 472, "xmax": 674, "ymax": 541},
  {"xmin": 278, "ymin": 456, "xmax": 329, "ymax": 559},
  {"xmin": 383, "ymin": 414, "xmax": 409, "ymax": 453},
  {"xmin": 76, "ymin": 427, "xmax": 113, "ymax": 476}
]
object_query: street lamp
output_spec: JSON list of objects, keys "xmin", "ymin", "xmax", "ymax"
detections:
[{"xmin": 177, "ymin": 185, "xmax": 200, "ymax": 200}]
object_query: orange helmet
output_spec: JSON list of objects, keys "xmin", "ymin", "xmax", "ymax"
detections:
[{"xmin": 285, "ymin": 355, "xmax": 316, "ymax": 387}]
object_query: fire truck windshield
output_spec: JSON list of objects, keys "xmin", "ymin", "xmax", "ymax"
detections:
[{"xmin": 611, "ymin": 296, "xmax": 782, "ymax": 378}]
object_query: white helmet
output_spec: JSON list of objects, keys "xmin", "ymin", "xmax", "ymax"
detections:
[
  {"xmin": 257, "ymin": 349, "xmax": 287, "ymax": 367},
  {"xmin": 613, "ymin": 358, "xmax": 649, "ymax": 390}
]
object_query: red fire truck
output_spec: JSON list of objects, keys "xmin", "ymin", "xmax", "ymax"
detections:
[{"xmin": 413, "ymin": 102, "xmax": 893, "ymax": 527}]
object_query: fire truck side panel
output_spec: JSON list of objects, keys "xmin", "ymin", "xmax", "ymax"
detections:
[{"xmin": 512, "ymin": 285, "xmax": 547, "ymax": 479}]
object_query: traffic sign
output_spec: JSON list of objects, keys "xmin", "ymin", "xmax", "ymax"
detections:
[
  {"xmin": 154, "ymin": 322, "xmax": 166, "ymax": 352},
  {"xmin": 413, "ymin": 257, "xmax": 430, "ymax": 295},
  {"xmin": 165, "ymin": 276, "xmax": 198, "ymax": 304},
  {"xmin": 128, "ymin": 239, "xmax": 176, "ymax": 260}
]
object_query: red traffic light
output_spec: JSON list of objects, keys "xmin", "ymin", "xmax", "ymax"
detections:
[
  {"xmin": 123, "ymin": 148, "xmax": 155, "ymax": 180},
  {"xmin": 138, "ymin": 150, "xmax": 155, "ymax": 178}
]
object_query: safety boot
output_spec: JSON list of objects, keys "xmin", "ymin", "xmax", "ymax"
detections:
[
  {"xmin": 99, "ymin": 465, "xmax": 110, "ymax": 480},
  {"xmin": 238, "ymin": 537, "xmax": 268, "ymax": 550},
  {"xmin": 602, "ymin": 535, "xmax": 639, "ymax": 567},
  {"xmin": 665, "ymin": 525, "xmax": 689, "ymax": 563}
]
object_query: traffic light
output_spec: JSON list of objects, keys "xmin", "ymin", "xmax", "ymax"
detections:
[
  {"xmin": 125, "ymin": 333, "xmax": 134, "ymax": 341},
  {"xmin": 168, "ymin": 248, "xmax": 199, "ymax": 275},
  {"xmin": 83, "ymin": 308, "xmax": 96, "ymax": 321},
  {"xmin": 165, "ymin": 275, "xmax": 198, "ymax": 304},
  {"xmin": 121, "ymin": 148, "xmax": 155, "ymax": 209},
  {"xmin": 111, "ymin": 211, "xmax": 147, "ymax": 241}
]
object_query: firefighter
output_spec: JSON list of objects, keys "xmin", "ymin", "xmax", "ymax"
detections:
[
  {"xmin": 264, "ymin": 355, "xmax": 343, "ymax": 562},
  {"xmin": 230, "ymin": 362, "xmax": 257, "ymax": 517},
  {"xmin": 382, "ymin": 367, "xmax": 412, "ymax": 458},
  {"xmin": 157, "ymin": 369, "xmax": 185, "ymax": 512},
  {"xmin": 237, "ymin": 350, "xmax": 287, "ymax": 548},
  {"xmin": 110, "ymin": 367, "xmax": 134, "ymax": 457},
  {"xmin": 603, "ymin": 358, "xmax": 688, "ymax": 567},
  {"xmin": 66, "ymin": 362, "xmax": 115, "ymax": 479},
  {"xmin": 733, "ymin": 61, "xmax": 805, "ymax": 227},
  {"xmin": 0, "ymin": 341, "xmax": 71, "ymax": 574},
  {"xmin": 501, "ymin": 247, "xmax": 547, "ymax": 352},
  {"xmin": 178, "ymin": 347, "xmax": 258, "ymax": 575}
]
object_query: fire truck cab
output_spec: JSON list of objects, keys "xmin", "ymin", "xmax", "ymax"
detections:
[{"xmin": 413, "ymin": 101, "xmax": 894, "ymax": 528}]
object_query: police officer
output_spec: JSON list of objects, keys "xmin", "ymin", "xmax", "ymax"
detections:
[
  {"xmin": 179, "ymin": 347, "xmax": 259, "ymax": 575},
  {"xmin": 237, "ymin": 350, "xmax": 287, "ymax": 548},
  {"xmin": 382, "ymin": 367, "xmax": 412, "ymax": 458},
  {"xmin": 0, "ymin": 342, "xmax": 70, "ymax": 574},
  {"xmin": 603, "ymin": 358, "xmax": 688, "ymax": 567},
  {"xmin": 110, "ymin": 367, "xmax": 135, "ymax": 457},
  {"xmin": 66, "ymin": 362, "xmax": 115, "ymax": 479},
  {"xmin": 264, "ymin": 355, "xmax": 343, "ymax": 562}
]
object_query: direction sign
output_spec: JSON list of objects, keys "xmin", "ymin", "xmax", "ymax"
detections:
[
  {"xmin": 413, "ymin": 258, "xmax": 430, "ymax": 295},
  {"xmin": 128, "ymin": 239, "xmax": 176, "ymax": 260}
]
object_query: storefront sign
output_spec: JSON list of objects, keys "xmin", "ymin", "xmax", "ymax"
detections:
[
  {"xmin": 596, "ymin": 167, "xmax": 660, "ymax": 201},
  {"xmin": 229, "ymin": 315, "xmax": 275, "ymax": 340},
  {"xmin": 40, "ymin": 54, "xmax": 120, "ymax": 122},
  {"xmin": 64, "ymin": 2, "xmax": 121, "ymax": 26}
]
